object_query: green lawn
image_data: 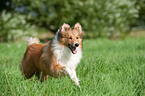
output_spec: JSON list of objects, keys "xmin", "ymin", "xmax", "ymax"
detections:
[{"xmin": 0, "ymin": 38, "xmax": 144, "ymax": 96}]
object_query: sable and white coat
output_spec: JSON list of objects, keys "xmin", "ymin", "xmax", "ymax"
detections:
[{"xmin": 20, "ymin": 23, "xmax": 83, "ymax": 87}]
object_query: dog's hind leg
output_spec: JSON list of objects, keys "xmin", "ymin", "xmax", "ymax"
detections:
[
  {"xmin": 20, "ymin": 58, "xmax": 37, "ymax": 79},
  {"xmin": 39, "ymin": 72, "xmax": 48, "ymax": 82},
  {"xmin": 36, "ymin": 72, "xmax": 41, "ymax": 80}
]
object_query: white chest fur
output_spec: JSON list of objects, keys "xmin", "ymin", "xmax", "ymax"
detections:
[{"xmin": 52, "ymin": 39, "xmax": 82, "ymax": 70}]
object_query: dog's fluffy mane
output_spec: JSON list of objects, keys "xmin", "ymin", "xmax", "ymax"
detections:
[{"xmin": 52, "ymin": 31, "xmax": 82, "ymax": 70}]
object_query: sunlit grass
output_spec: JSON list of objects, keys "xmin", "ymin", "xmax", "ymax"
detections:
[{"xmin": 0, "ymin": 38, "xmax": 144, "ymax": 96}]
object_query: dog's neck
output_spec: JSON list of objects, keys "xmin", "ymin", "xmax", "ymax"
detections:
[{"xmin": 51, "ymin": 31, "xmax": 82, "ymax": 69}]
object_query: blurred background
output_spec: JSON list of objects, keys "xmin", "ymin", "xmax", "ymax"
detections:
[{"xmin": 0, "ymin": 0, "xmax": 145, "ymax": 42}]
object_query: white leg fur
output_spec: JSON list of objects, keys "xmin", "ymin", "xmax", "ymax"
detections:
[{"xmin": 65, "ymin": 67, "xmax": 80, "ymax": 87}]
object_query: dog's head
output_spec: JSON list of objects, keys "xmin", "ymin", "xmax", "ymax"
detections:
[{"xmin": 58, "ymin": 23, "xmax": 83, "ymax": 54}]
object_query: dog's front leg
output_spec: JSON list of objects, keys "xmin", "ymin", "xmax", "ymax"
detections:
[
  {"xmin": 53, "ymin": 64, "xmax": 66, "ymax": 77},
  {"xmin": 65, "ymin": 67, "xmax": 80, "ymax": 87}
]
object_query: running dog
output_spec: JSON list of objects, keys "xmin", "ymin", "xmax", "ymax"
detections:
[{"xmin": 20, "ymin": 23, "xmax": 83, "ymax": 87}]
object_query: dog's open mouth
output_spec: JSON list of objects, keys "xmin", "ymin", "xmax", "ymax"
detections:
[{"xmin": 68, "ymin": 44, "xmax": 77, "ymax": 54}]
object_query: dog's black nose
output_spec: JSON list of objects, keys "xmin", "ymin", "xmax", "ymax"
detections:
[{"xmin": 75, "ymin": 43, "xmax": 79, "ymax": 47}]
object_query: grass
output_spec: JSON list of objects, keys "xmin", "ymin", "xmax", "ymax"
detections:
[{"xmin": 0, "ymin": 38, "xmax": 144, "ymax": 96}]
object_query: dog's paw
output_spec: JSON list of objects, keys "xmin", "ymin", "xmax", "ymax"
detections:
[
  {"xmin": 74, "ymin": 82, "xmax": 80, "ymax": 88},
  {"xmin": 60, "ymin": 65, "xmax": 66, "ymax": 70},
  {"xmin": 56, "ymin": 64, "xmax": 65, "ymax": 72},
  {"xmin": 59, "ymin": 66, "xmax": 66, "ymax": 76}
]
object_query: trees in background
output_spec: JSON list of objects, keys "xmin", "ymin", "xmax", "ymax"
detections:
[
  {"xmin": 0, "ymin": 11, "xmax": 37, "ymax": 42},
  {"xmin": 0, "ymin": 0, "xmax": 144, "ymax": 42},
  {"xmin": 136, "ymin": 0, "xmax": 145, "ymax": 26}
]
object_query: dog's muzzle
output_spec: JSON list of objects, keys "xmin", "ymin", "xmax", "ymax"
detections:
[{"xmin": 68, "ymin": 42, "xmax": 79, "ymax": 54}]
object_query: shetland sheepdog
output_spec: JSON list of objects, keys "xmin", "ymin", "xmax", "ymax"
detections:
[{"xmin": 20, "ymin": 23, "xmax": 83, "ymax": 87}]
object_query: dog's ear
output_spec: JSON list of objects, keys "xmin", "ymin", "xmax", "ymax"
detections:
[
  {"xmin": 74, "ymin": 23, "xmax": 82, "ymax": 32},
  {"xmin": 61, "ymin": 23, "xmax": 70, "ymax": 32}
]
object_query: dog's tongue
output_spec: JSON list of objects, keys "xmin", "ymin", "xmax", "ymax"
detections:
[
  {"xmin": 72, "ymin": 47, "xmax": 77, "ymax": 54},
  {"xmin": 68, "ymin": 44, "xmax": 78, "ymax": 54},
  {"xmin": 73, "ymin": 49, "xmax": 77, "ymax": 54}
]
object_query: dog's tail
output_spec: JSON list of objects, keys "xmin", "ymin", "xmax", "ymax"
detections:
[{"xmin": 27, "ymin": 37, "xmax": 40, "ymax": 46}]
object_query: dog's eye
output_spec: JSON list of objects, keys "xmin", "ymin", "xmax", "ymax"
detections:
[
  {"xmin": 69, "ymin": 37, "xmax": 72, "ymax": 39},
  {"xmin": 76, "ymin": 37, "xmax": 79, "ymax": 39}
]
